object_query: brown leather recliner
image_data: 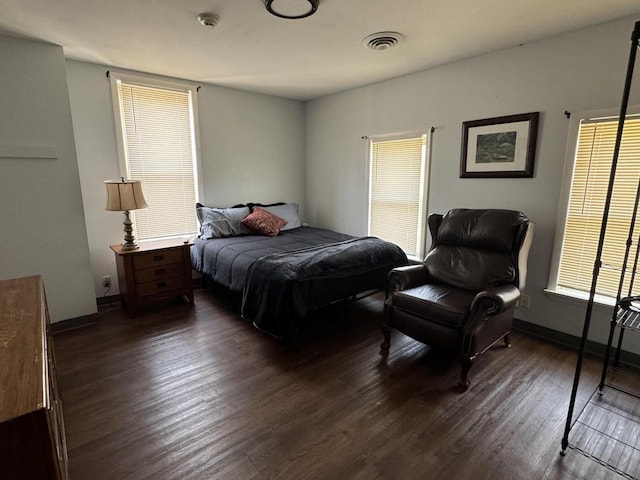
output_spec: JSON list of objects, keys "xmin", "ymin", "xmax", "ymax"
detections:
[{"xmin": 381, "ymin": 209, "xmax": 533, "ymax": 390}]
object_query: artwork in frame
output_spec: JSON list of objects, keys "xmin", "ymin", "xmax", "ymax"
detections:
[{"xmin": 460, "ymin": 112, "xmax": 539, "ymax": 178}]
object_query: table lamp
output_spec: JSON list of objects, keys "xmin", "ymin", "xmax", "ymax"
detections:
[{"xmin": 105, "ymin": 177, "xmax": 148, "ymax": 251}]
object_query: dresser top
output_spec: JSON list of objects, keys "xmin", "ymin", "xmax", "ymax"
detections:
[
  {"xmin": 0, "ymin": 275, "xmax": 47, "ymax": 423},
  {"xmin": 110, "ymin": 237, "xmax": 193, "ymax": 255}
]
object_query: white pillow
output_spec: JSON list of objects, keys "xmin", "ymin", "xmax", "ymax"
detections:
[{"xmin": 263, "ymin": 203, "xmax": 302, "ymax": 231}]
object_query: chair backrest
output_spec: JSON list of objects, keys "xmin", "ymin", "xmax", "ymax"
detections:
[{"xmin": 424, "ymin": 209, "xmax": 531, "ymax": 291}]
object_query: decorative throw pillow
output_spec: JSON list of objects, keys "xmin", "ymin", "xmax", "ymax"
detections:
[{"xmin": 241, "ymin": 207, "xmax": 287, "ymax": 236}]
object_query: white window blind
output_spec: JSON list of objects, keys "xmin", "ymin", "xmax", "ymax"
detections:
[
  {"xmin": 368, "ymin": 134, "xmax": 428, "ymax": 259},
  {"xmin": 114, "ymin": 78, "xmax": 199, "ymax": 240},
  {"xmin": 557, "ymin": 116, "xmax": 640, "ymax": 298}
]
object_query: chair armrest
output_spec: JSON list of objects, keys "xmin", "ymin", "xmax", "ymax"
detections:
[
  {"xmin": 388, "ymin": 264, "xmax": 431, "ymax": 292},
  {"xmin": 470, "ymin": 285, "xmax": 521, "ymax": 315}
]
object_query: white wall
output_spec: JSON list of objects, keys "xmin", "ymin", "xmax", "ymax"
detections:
[
  {"xmin": 65, "ymin": 61, "xmax": 306, "ymax": 296},
  {"xmin": 305, "ymin": 16, "xmax": 640, "ymax": 349},
  {"xmin": 0, "ymin": 36, "xmax": 96, "ymax": 322}
]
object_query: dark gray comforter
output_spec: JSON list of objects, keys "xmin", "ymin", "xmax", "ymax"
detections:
[{"xmin": 191, "ymin": 226, "xmax": 408, "ymax": 337}]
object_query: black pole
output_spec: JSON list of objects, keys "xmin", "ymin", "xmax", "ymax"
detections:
[{"xmin": 561, "ymin": 20, "xmax": 640, "ymax": 454}]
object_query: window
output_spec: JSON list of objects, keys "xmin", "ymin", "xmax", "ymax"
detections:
[
  {"xmin": 110, "ymin": 72, "xmax": 201, "ymax": 240},
  {"xmin": 550, "ymin": 108, "xmax": 640, "ymax": 300},
  {"xmin": 368, "ymin": 132, "xmax": 429, "ymax": 260}
]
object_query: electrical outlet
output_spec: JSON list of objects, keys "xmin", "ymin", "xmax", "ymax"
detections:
[
  {"xmin": 102, "ymin": 275, "xmax": 112, "ymax": 289},
  {"xmin": 520, "ymin": 293, "xmax": 530, "ymax": 309}
]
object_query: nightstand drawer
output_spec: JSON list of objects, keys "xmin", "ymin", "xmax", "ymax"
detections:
[
  {"xmin": 133, "ymin": 249, "xmax": 184, "ymax": 270},
  {"xmin": 136, "ymin": 276, "xmax": 184, "ymax": 297},
  {"xmin": 135, "ymin": 262, "xmax": 184, "ymax": 283}
]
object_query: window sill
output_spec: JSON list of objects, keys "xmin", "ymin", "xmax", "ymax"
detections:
[
  {"xmin": 544, "ymin": 287, "xmax": 616, "ymax": 312},
  {"xmin": 140, "ymin": 233, "xmax": 196, "ymax": 244}
]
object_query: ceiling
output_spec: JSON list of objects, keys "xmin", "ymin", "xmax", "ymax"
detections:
[{"xmin": 1, "ymin": 0, "xmax": 639, "ymax": 100}]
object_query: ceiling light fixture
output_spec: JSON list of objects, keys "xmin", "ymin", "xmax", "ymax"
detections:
[
  {"xmin": 197, "ymin": 13, "xmax": 220, "ymax": 28},
  {"xmin": 265, "ymin": 0, "xmax": 319, "ymax": 19},
  {"xmin": 363, "ymin": 32, "xmax": 404, "ymax": 51}
]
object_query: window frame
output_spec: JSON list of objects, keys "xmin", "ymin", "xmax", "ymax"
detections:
[
  {"xmin": 109, "ymin": 71, "xmax": 204, "ymax": 241},
  {"xmin": 366, "ymin": 129, "xmax": 431, "ymax": 261},
  {"xmin": 547, "ymin": 105, "xmax": 640, "ymax": 305}
]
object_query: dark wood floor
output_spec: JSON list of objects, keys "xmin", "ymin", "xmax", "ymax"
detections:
[{"xmin": 53, "ymin": 287, "xmax": 623, "ymax": 480}]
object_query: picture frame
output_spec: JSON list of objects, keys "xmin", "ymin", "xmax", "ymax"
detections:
[{"xmin": 460, "ymin": 112, "xmax": 539, "ymax": 178}]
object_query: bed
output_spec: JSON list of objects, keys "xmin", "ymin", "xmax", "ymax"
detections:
[{"xmin": 191, "ymin": 202, "xmax": 408, "ymax": 338}]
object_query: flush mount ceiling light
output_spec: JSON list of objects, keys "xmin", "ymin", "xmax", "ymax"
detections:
[
  {"xmin": 265, "ymin": 0, "xmax": 319, "ymax": 19},
  {"xmin": 363, "ymin": 31, "xmax": 404, "ymax": 50}
]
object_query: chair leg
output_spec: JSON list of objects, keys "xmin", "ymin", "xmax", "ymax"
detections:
[
  {"xmin": 458, "ymin": 356, "xmax": 474, "ymax": 391},
  {"xmin": 380, "ymin": 324, "xmax": 391, "ymax": 354},
  {"xmin": 504, "ymin": 333, "xmax": 511, "ymax": 348}
]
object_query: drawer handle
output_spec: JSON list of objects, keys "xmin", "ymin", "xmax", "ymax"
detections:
[
  {"xmin": 153, "ymin": 255, "xmax": 164, "ymax": 261},
  {"xmin": 156, "ymin": 281, "xmax": 167, "ymax": 289},
  {"xmin": 155, "ymin": 268, "xmax": 166, "ymax": 275}
]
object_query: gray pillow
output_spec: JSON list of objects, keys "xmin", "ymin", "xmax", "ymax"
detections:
[
  {"xmin": 263, "ymin": 203, "xmax": 301, "ymax": 231},
  {"xmin": 200, "ymin": 211, "xmax": 236, "ymax": 239},
  {"xmin": 197, "ymin": 206, "xmax": 251, "ymax": 236}
]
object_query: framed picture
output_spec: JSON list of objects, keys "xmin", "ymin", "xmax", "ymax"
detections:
[{"xmin": 460, "ymin": 112, "xmax": 539, "ymax": 178}]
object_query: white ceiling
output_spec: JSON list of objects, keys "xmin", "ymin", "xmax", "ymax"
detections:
[{"xmin": 1, "ymin": 0, "xmax": 639, "ymax": 100}]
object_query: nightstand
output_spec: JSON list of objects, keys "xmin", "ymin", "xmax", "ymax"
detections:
[{"xmin": 110, "ymin": 238, "xmax": 194, "ymax": 317}]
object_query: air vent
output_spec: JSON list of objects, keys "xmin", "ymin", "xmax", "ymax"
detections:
[
  {"xmin": 363, "ymin": 32, "xmax": 404, "ymax": 50},
  {"xmin": 197, "ymin": 13, "xmax": 220, "ymax": 28}
]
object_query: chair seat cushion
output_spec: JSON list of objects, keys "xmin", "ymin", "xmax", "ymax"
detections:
[{"xmin": 391, "ymin": 284, "xmax": 475, "ymax": 328}]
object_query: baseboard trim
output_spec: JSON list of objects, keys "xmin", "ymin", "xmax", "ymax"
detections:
[
  {"xmin": 53, "ymin": 286, "xmax": 205, "ymax": 334},
  {"xmin": 97, "ymin": 294, "xmax": 121, "ymax": 307},
  {"xmin": 51, "ymin": 312, "xmax": 98, "ymax": 333},
  {"xmin": 51, "ymin": 295, "xmax": 121, "ymax": 333},
  {"xmin": 513, "ymin": 318, "xmax": 640, "ymax": 368}
]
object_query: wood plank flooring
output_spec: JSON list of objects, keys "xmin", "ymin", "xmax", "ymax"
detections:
[{"xmin": 53, "ymin": 287, "xmax": 627, "ymax": 479}]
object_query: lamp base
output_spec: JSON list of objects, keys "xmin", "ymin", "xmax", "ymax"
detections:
[
  {"xmin": 121, "ymin": 241, "xmax": 139, "ymax": 251},
  {"xmin": 121, "ymin": 210, "xmax": 139, "ymax": 251}
]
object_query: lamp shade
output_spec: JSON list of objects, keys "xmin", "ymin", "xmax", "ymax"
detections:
[{"xmin": 105, "ymin": 179, "xmax": 148, "ymax": 211}]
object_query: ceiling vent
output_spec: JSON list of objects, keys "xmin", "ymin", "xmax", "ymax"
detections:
[
  {"xmin": 363, "ymin": 32, "xmax": 404, "ymax": 51},
  {"xmin": 197, "ymin": 13, "xmax": 220, "ymax": 28}
]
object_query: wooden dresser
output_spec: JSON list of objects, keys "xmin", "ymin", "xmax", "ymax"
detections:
[
  {"xmin": 111, "ymin": 238, "xmax": 194, "ymax": 317},
  {"xmin": 0, "ymin": 275, "xmax": 70, "ymax": 479}
]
